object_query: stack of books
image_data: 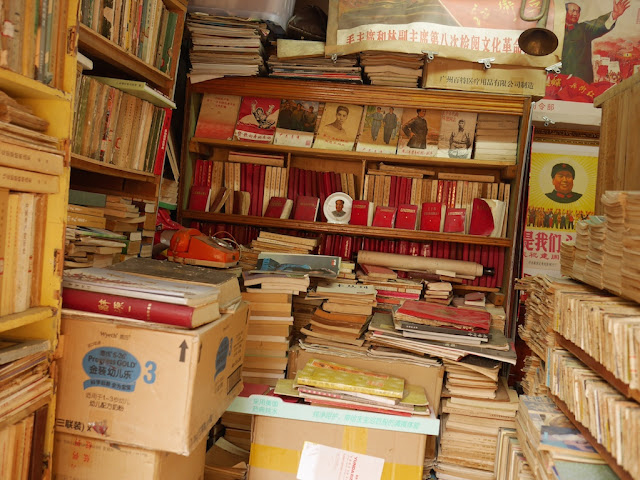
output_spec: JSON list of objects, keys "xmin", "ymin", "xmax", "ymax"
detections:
[
  {"xmin": 241, "ymin": 292, "xmax": 294, "ymax": 386},
  {"xmin": 360, "ymin": 52, "xmax": 424, "ymax": 87},
  {"xmin": 356, "ymin": 266, "xmax": 423, "ymax": 313},
  {"xmin": 65, "ymin": 226, "xmax": 128, "ymax": 269},
  {"xmin": 186, "ymin": 13, "xmax": 268, "ymax": 83},
  {"xmin": 474, "ymin": 114, "xmax": 519, "ymax": 164},
  {"xmin": 266, "ymin": 50, "xmax": 361, "ymax": 83},
  {"xmin": 240, "ymin": 232, "xmax": 318, "ymax": 271},
  {"xmin": 423, "ymin": 281, "xmax": 453, "ymax": 305}
]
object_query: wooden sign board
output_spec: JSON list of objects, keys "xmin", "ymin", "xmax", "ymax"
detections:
[{"xmin": 423, "ymin": 57, "xmax": 546, "ymax": 98}]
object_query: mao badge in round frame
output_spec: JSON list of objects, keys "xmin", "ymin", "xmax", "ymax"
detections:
[{"xmin": 324, "ymin": 192, "xmax": 353, "ymax": 224}]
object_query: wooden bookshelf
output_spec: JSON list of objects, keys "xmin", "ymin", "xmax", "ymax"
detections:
[
  {"xmin": 555, "ymin": 332, "xmax": 640, "ymax": 404},
  {"xmin": 549, "ymin": 393, "xmax": 633, "ymax": 480},
  {"xmin": 0, "ymin": 307, "xmax": 56, "ymax": 334},
  {"xmin": 71, "ymin": 153, "xmax": 158, "ymax": 182},
  {"xmin": 184, "ymin": 210, "xmax": 512, "ymax": 246}
]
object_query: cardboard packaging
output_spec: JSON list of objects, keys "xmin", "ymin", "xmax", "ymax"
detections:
[
  {"xmin": 53, "ymin": 433, "xmax": 206, "ymax": 480},
  {"xmin": 55, "ymin": 302, "xmax": 249, "ymax": 454},
  {"xmin": 248, "ymin": 416, "xmax": 426, "ymax": 480}
]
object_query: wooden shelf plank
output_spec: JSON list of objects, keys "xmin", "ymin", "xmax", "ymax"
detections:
[
  {"xmin": 555, "ymin": 332, "xmax": 640, "ymax": 404},
  {"xmin": 549, "ymin": 393, "xmax": 633, "ymax": 480},
  {"xmin": 0, "ymin": 393, "xmax": 52, "ymax": 431},
  {"xmin": 190, "ymin": 138, "xmax": 516, "ymax": 169},
  {"xmin": 71, "ymin": 153, "xmax": 157, "ymax": 183},
  {"xmin": 0, "ymin": 70, "xmax": 71, "ymax": 100},
  {"xmin": 183, "ymin": 210, "xmax": 512, "ymax": 246},
  {"xmin": 0, "ymin": 307, "xmax": 56, "ymax": 334},
  {"xmin": 77, "ymin": 24, "xmax": 173, "ymax": 95}
]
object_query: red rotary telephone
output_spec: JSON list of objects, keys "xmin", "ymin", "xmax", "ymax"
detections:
[{"xmin": 167, "ymin": 228, "xmax": 239, "ymax": 268}]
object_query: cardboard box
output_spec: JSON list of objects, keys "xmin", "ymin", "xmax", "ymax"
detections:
[
  {"xmin": 289, "ymin": 347, "xmax": 444, "ymax": 414},
  {"xmin": 248, "ymin": 416, "xmax": 426, "ymax": 480},
  {"xmin": 55, "ymin": 303, "xmax": 249, "ymax": 454},
  {"xmin": 53, "ymin": 433, "xmax": 206, "ymax": 480}
]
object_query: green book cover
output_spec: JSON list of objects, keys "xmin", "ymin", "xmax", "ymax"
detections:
[
  {"xmin": 68, "ymin": 189, "xmax": 107, "ymax": 208},
  {"xmin": 159, "ymin": 11, "xmax": 178, "ymax": 74},
  {"xmin": 91, "ymin": 76, "xmax": 176, "ymax": 109}
]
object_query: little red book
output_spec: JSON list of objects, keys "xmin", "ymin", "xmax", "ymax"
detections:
[
  {"xmin": 395, "ymin": 204, "xmax": 418, "ymax": 230},
  {"xmin": 264, "ymin": 197, "xmax": 293, "ymax": 219},
  {"xmin": 468, "ymin": 198, "xmax": 495, "ymax": 236},
  {"xmin": 419, "ymin": 202, "xmax": 446, "ymax": 232},
  {"xmin": 372, "ymin": 206, "xmax": 397, "ymax": 228},
  {"xmin": 350, "ymin": 200, "xmax": 374, "ymax": 226},
  {"xmin": 292, "ymin": 196, "xmax": 320, "ymax": 221},
  {"xmin": 443, "ymin": 207, "xmax": 466, "ymax": 233},
  {"xmin": 188, "ymin": 185, "xmax": 211, "ymax": 211}
]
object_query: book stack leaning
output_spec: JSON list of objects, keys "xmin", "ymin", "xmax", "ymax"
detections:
[{"xmin": 52, "ymin": 258, "xmax": 249, "ymax": 479}]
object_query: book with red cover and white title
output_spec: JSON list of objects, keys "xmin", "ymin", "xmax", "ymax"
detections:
[
  {"xmin": 350, "ymin": 200, "xmax": 374, "ymax": 226},
  {"xmin": 292, "ymin": 196, "xmax": 320, "ymax": 221},
  {"xmin": 419, "ymin": 202, "xmax": 446, "ymax": 232},
  {"xmin": 233, "ymin": 97, "xmax": 280, "ymax": 143},
  {"xmin": 264, "ymin": 197, "xmax": 293, "ymax": 219},
  {"xmin": 468, "ymin": 198, "xmax": 494, "ymax": 236},
  {"xmin": 372, "ymin": 206, "xmax": 397, "ymax": 228},
  {"xmin": 443, "ymin": 207, "xmax": 466, "ymax": 233},
  {"xmin": 395, "ymin": 204, "xmax": 418, "ymax": 230}
]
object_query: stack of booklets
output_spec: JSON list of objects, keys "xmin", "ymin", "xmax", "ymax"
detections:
[
  {"xmin": 335, "ymin": 261, "xmax": 357, "ymax": 284},
  {"xmin": 423, "ymin": 281, "xmax": 453, "ymax": 305},
  {"xmin": 301, "ymin": 284, "xmax": 376, "ymax": 350},
  {"xmin": 241, "ymin": 292, "xmax": 294, "ymax": 386},
  {"xmin": 359, "ymin": 52, "xmax": 424, "ymax": 87},
  {"xmin": 436, "ymin": 377, "xmax": 520, "ymax": 479},
  {"xmin": 356, "ymin": 268, "xmax": 423, "ymax": 313},
  {"xmin": 61, "ymin": 263, "xmax": 238, "ymax": 329},
  {"xmin": 239, "ymin": 232, "xmax": 318, "ymax": 271},
  {"xmin": 65, "ymin": 226, "xmax": 128, "ymax": 269},
  {"xmin": 292, "ymin": 294, "xmax": 324, "ymax": 340},
  {"xmin": 493, "ymin": 428, "xmax": 535, "ymax": 480},
  {"xmin": 442, "ymin": 357, "xmax": 501, "ymax": 400},
  {"xmin": 266, "ymin": 52, "xmax": 361, "ymax": 83},
  {"xmin": 474, "ymin": 114, "xmax": 519, "ymax": 164},
  {"xmin": 278, "ymin": 358, "xmax": 431, "ymax": 417},
  {"xmin": 242, "ymin": 270, "xmax": 310, "ymax": 296},
  {"xmin": 600, "ymin": 191, "xmax": 625, "ymax": 295},
  {"xmin": 186, "ymin": 13, "xmax": 268, "ymax": 83},
  {"xmin": 515, "ymin": 395, "xmax": 614, "ymax": 480}
]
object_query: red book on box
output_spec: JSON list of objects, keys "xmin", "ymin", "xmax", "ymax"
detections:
[
  {"xmin": 350, "ymin": 200, "xmax": 373, "ymax": 226},
  {"xmin": 292, "ymin": 196, "xmax": 319, "ymax": 221},
  {"xmin": 395, "ymin": 204, "xmax": 418, "ymax": 230},
  {"xmin": 419, "ymin": 202, "xmax": 446, "ymax": 232},
  {"xmin": 443, "ymin": 207, "xmax": 466, "ymax": 233},
  {"xmin": 372, "ymin": 206, "xmax": 397, "ymax": 228}
]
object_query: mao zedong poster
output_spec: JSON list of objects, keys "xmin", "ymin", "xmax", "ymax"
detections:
[{"xmin": 522, "ymin": 142, "xmax": 598, "ymax": 277}]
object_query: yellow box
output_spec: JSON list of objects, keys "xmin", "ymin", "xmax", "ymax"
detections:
[
  {"xmin": 55, "ymin": 303, "xmax": 249, "ymax": 454},
  {"xmin": 53, "ymin": 433, "xmax": 206, "ymax": 480}
]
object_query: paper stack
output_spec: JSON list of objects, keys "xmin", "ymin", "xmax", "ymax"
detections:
[{"xmin": 360, "ymin": 51, "xmax": 424, "ymax": 87}]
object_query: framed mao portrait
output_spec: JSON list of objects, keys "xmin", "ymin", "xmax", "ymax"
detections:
[{"xmin": 324, "ymin": 192, "xmax": 353, "ymax": 224}]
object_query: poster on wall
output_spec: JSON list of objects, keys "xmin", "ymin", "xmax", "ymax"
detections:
[
  {"xmin": 546, "ymin": 0, "xmax": 640, "ymax": 103},
  {"xmin": 326, "ymin": 0, "xmax": 565, "ymax": 67},
  {"xmin": 522, "ymin": 142, "xmax": 599, "ymax": 277}
]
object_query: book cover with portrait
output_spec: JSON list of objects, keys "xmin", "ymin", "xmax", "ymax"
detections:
[
  {"xmin": 397, "ymin": 108, "xmax": 441, "ymax": 157},
  {"xmin": 273, "ymin": 99, "xmax": 320, "ymax": 148},
  {"xmin": 312, "ymin": 102, "xmax": 363, "ymax": 151},
  {"xmin": 436, "ymin": 110, "xmax": 477, "ymax": 159},
  {"xmin": 356, "ymin": 105, "xmax": 403, "ymax": 154},
  {"xmin": 233, "ymin": 96, "xmax": 280, "ymax": 143}
]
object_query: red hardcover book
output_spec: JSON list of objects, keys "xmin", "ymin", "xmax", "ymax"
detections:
[
  {"xmin": 350, "ymin": 200, "xmax": 373, "ymax": 226},
  {"xmin": 495, "ymin": 247, "xmax": 505, "ymax": 287},
  {"xmin": 419, "ymin": 202, "xmax": 446, "ymax": 232},
  {"xmin": 479, "ymin": 245, "xmax": 490, "ymax": 287},
  {"xmin": 335, "ymin": 173, "xmax": 342, "ymax": 193},
  {"xmin": 264, "ymin": 197, "xmax": 294, "ymax": 219},
  {"xmin": 245, "ymin": 163, "xmax": 254, "ymax": 197},
  {"xmin": 153, "ymin": 108, "xmax": 173, "ymax": 175},
  {"xmin": 329, "ymin": 171, "xmax": 337, "ymax": 193},
  {"xmin": 409, "ymin": 242, "xmax": 420, "ymax": 256},
  {"xmin": 302, "ymin": 169, "xmax": 311, "ymax": 196},
  {"xmin": 292, "ymin": 196, "xmax": 320, "ymax": 221},
  {"xmin": 487, "ymin": 246, "xmax": 497, "ymax": 288},
  {"xmin": 396, "ymin": 204, "xmax": 418, "ymax": 230},
  {"xmin": 443, "ymin": 241, "xmax": 450, "ymax": 259},
  {"xmin": 468, "ymin": 198, "xmax": 495, "ymax": 236},
  {"xmin": 372, "ymin": 206, "xmax": 397, "ymax": 228},
  {"xmin": 436, "ymin": 180, "xmax": 444, "ymax": 203},
  {"xmin": 250, "ymin": 163, "xmax": 261, "ymax": 215},
  {"xmin": 309, "ymin": 170, "xmax": 318, "ymax": 198},
  {"xmin": 388, "ymin": 176, "xmax": 398, "ymax": 207},
  {"xmin": 448, "ymin": 181, "xmax": 457, "ymax": 208},
  {"xmin": 397, "ymin": 300, "xmax": 491, "ymax": 333},
  {"xmin": 256, "ymin": 164, "xmax": 266, "ymax": 217},
  {"xmin": 288, "ymin": 167, "xmax": 296, "ymax": 200},
  {"xmin": 472, "ymin": 245, "xmax": 482, "ymax": 286},
  {"xmin": 398, "ymin": 240, "xmax": 409, "ymax": 255},
  {"xmin": 443, "ymin": 207, "xmax": 466, "ymax": 233},
  {"xmin": 188, "ymin": 185, "xmax": 211, "ymax": 211},
  {"xmin": 62, "ymin": 289, "xmax": 218, "ymax": 328}
]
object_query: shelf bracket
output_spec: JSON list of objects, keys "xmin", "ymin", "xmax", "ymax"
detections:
[
  {"xmin": 542, "ymin": 115, "xmax": 555, "ymax": 127},
  {"xmin": 421, "ymin": 51, "xmax": 439, "ymax": 63},
  {"xmin": 330, "ymin": 53, "xmax": 338, "ymax": 63},
  {"xmin": 545, "ymin": 62, "xmax": 562, "ymax": 74},
  {"xmin": 478, "ymin": 57, "xmax": 495, "ymax": 69}
]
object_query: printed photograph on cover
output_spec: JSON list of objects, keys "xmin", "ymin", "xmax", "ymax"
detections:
[
  {"xmin": 397, "ymin": 108, "xmax": 441, "ymax": 156},
  {"xmin": 256, "ymin": 253, "xmax": 340, "ymax": 278},
  {"xmin": 323, "ymin": 192, "xmax": 353, "ymax": 224},
  {"xmin": 233, "ymin": 96, "xmax": 280, "ymax": 143},
  {"xmin": 436, "ymin": 110, "xmax": 477, "ymax": 159},
  {"xmin": 356, "ymin": 105, "xmax": 403, "ymax": 154},
  {"xmin": 273, "ymin": 99, "xmax": 320, "ymax": 147},
  {"xmin": 313, "ymin": 102, "xmax": 364, "ymax": 151},
  {"xmin": 194, "ymin": 94, "xmax": 242, "ymax": 140}
]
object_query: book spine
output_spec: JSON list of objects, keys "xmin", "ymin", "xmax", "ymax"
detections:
[
  {"xmin": 62, "ymin": 288, "xmax": 195, "ymax": 327},
  {"xmin": 153, "ymin": 107, "xmax": 172, "ymax": 175}
]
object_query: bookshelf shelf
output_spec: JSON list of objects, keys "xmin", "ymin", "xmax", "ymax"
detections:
[
  {"xmin": 0, "ymin": 393, "xmax": 52, "ymax": 432},
  {"xmin": 0, "ymin": 307, "xmax": 56, "ymax": 335},
  {"xmin": 182, "ymin": 210, "xmax": 513, "ymax": 246},
  {"xmin": 555, "ymin": 332, "xmax": 640, "ymax": 404},
  {"xmin": 549, "ymin": 393, "xmax": 633, "ymax": 480},
  {"xmin": 77, "ymin": 24, "xmax": 173, "ymax": 95},
  {"xmin": 190, "ymin": 138, "xmax": 518, "ymax": 170},
  {"xmin": 71, "ymin": 153, "xmax": 158, "ymax": 183},
  {"xmin": 0, "ymin": 70, "xmax": 71, "ymax": 101}
]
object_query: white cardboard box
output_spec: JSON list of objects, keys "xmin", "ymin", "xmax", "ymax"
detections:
[{"xmin": 55, "ymin": 303, "xmax": 249, "ymax": 454}]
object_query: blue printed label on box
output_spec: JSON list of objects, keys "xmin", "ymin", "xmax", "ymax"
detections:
[
  {"xmin": 82, "ymin": 347, "xmax": 141, "ymax": 392},
  {"xmin": 215, "ymin": 337, "xmax": 230, "ymax": 379}
]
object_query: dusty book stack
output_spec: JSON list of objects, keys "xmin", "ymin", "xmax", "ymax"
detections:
[
  {"xmin": 239, "ymin": 231, "xmax": 317, "ymax": 271},
  {"xmin": 53, "ymin": 259, "xmax": 247, "ymax": 479}
]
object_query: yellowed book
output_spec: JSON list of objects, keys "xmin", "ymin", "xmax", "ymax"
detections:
[
  {"xmin": 30, "ymin": 195, "xmax": 47, "ymax": 307},
  {"xmin": 67, "ymin": 212, "xmax": 108, "ymax": 229},
  {"xmin": 0, "ymin": 165, "xmax": 58, "ymax": 194},
  {"xmin": 14, "ymin": 193, "xmax": 35, "ymax": 313},
  {"xmin": 0, "ymin": 140, "xmax": 64, "ymax": 175},
  {"xmin": 348, "ymin": 173, "xmax": 356, "ymax": 200},
  {"xmin": 0, "ymin": 189, "xmax": 15, "ymax": 315}
]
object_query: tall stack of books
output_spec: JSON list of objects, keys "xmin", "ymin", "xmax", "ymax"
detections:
[
  {"xmin": 360, "ymin": 52, "xmax": 424, "ymax": 87},
  {"xmin": 239, "ymin": 232, "xmax": 318, "ymax": 271},
  {"xmin": 266, "ymin": 51, "xmax": 361, "ymax": 83}
]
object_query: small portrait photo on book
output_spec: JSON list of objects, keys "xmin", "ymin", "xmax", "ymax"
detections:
[
  {"xmin": 273, "ymin": 99, "xmax": 320, "ymax": 147},
  {"xmin": 436, "ymin": 110, "xmax": 477, "ymax": 159},
  {"xmin": 397, "ymin": 108, "xmax": 441, "ymax": 157},
  {"xmin": 313, "ymin": 102, "xmax": 363, "ymax": 151},
  {"xmin": 356, "ymin": 105, "xmax": 404, "ymax": 154},
  {"xmin": 323, "ymin": 192, "xmax": 353, "ymax": 224}
]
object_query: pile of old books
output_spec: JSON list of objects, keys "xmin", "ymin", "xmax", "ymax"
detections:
[
  {"xmin": 356, "ymin": 264, "xmax": 422, "ymax": 313},
  {"xmin": 186, "ymin": 13, "xmax": 268, "ymax": 83},
  {"xmin": 239, "ymin": 232, "xmax": 318, "ymax": 271},
  {"xmin": 360, "ymin": 51, "xmax": 424, "ymax": 87},
  {"xmin": 423, "ymin": 281, "xmax": 453, "ymax": 305},
  {"xmin": 277, "ymin": 358, "xmax": 430, "ymax": 417}
]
